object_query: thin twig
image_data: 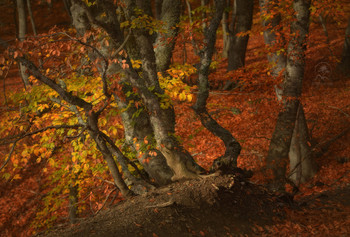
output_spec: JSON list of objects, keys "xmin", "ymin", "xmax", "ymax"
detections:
[
  {"xmin": 327, "ymin": 105, "xmax": 350, "ymax": 118},
  {"xmin": 94, "ymin": 188, "xmax": 117, "ymax": 215}
]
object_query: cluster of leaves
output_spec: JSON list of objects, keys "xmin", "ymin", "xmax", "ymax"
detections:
[{"xmin": 159, "ymin": 63, "xmax": 197, "ymax": 103}]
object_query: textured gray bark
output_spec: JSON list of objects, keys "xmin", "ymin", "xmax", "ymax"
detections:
[
  {"xmin": 266, "ymin": 0, "xmax": 312, "ymax": 192},
  {"xmin": 289, "ymin": 104, "xmax": 317, "ymax": 185},
  {"xmin": 227, "ymin": 0, "xmax": 254, "ymax": 71},
  {"xmin": 115, "ymin": 85, "xmax": 173, "ymax": 185},
  {"xmin": 338, "ymin": 17, "xmax": 350, "ymax": 74},
  {"xmin": 154, "ymin": 0, "xmax": 181, "ymax": 73}
]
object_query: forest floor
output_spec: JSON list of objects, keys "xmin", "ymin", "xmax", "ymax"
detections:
[
  {"xmin": 1, "ymin": 0, "xmax": 350, "ymax": 236},
  {"xmin": 34, "ymin": 171, "xmax": 350, "ymax": 237}
]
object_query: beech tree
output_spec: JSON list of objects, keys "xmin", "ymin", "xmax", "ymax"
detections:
[
  {"xmin": 260, "ymin": 0, "xmax": 317, "ymax": 191},
  {"xmin": 2, "ymin": 0, "xmax": 244, "ymax": 203}
]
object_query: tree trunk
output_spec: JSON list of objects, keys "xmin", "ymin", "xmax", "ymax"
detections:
[
  {"xmin": 154, "ymin": 0, "xmax": 181, "ymax": 73},
  {"xmin": 227, "ymin": 0, "xmax": 254, "ymax": 71},
  {"xmin": 68, "ymin": 182, "xmax": 78, "ymax": 224},
  {"xmin": 193, "ymin": 0, "xmax": 242, "ymax": 170},
  {"xmin": 221, "ymin": 0, "xmax": 230, "ymax": 58},
  {"xmin": 289, "ymin": 104, "xmax": 318, "ymax": 185},
  {"xmin": 338, "ymin": 17, "xmax": 350, "ymax": 74},
  {"xmin": 16, "ymin": 0, "xmax": 30, "ymax": 88},
  {"xmin": 266, "ymin": 0, "xmax": 311, "ymax": 192},
  {"xmin": 259, "ymin": 0, "xmax": 287, "ymax": 76},
  {"xmin": 69, "ymin": 0, "xmax": 205, "ymax": 181},
  {"xmin": 87, "ymin": 113, "xmax": 134, "ymax": 197},
  {"xmin": 115, "ymin": 86, "xmax": 174, "ymax": 185}
]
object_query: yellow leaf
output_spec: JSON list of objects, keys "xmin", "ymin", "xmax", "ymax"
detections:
[
  {"xmin": 187, "ymin": 94, "xmax": 193, "ymax": 102},
  {"xmin": 179, "ymin": 92, "xmax": 186, "ymax": 101},
  {"xmin": 36, "ymin": 157, "xmax": 41, "ymax": 163},
  {"xmin": 48, "ymin": 158, "xmax": 55, "ymax": 167},
  {"xmin": 13, "ymin": 174, "xmax": 21, "ymax": 180}
]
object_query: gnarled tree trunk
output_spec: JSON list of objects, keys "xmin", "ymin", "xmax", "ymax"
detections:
[{"xmin": 193, "ymin": 0, "xmax": 242, "ymax": 170}]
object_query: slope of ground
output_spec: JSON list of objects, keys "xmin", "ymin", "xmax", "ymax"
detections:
[
  {"xmin": 35, "ymin": 172, "xmax": 283, "ymax": 237},
  {"xmin": 35, "ymin": 173, "xmax": 350, "ymax": 237}
]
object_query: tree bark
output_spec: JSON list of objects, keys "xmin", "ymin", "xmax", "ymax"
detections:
[
  {"xmin": 115, "ymin": 86, "xmax": 174, "ymax": 185},
  {"xmin": 227, "ymin": 0, "xmax": 254, "ymax": 71},
  {"xmin": 221, "ymin": 0, "xmax": 230, "ymax": 58},
  {"xmin": 16, "ymin": 0, "xmax": 30, "ymax": 88},
  {"xmin": 154, "ymin": 0, "xmax": 181, "ymax": 73},
  {"xmin": 266, "ymin": 0, "xmax": 311, "ymax": 192},
  {"xmin": 259, "ymin": 0, "xmax": 287, "ymax": 76},
  {"xmin": 289, "ymin": 104, "xmax": 318, "ymax": 185}
]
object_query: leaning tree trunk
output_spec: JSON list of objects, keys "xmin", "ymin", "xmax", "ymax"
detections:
[
  {"xmin": 193, "ymin": 0, "xmax": 242, "ymax": 171},
  {"xmin": 266, "ymin": 0, "xmax": 311, "ymax": 192},
  {"xmin": 338, "ymin": 17, "xmax": 350, "ymax": 74},
  {"xmin": 227, "ymin": 0, "xmax": 254, "ymax": 71},
  {"xmin": 16, "ymin": 0, "xmax": 30, "ymax": 88}
]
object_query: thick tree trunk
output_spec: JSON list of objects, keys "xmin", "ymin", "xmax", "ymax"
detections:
[
  {"xmin": 193, "ymin": 0, "xmax": 241, "ymax": 170},
  {"xmin": 266, "ymin": 0, "xmax": 311, "ymax": 192},
  {"xmin": 227, "ymin": 0, "xmax": 254, "ymax": 71},
  {"xmin": 289, "ymin": 104, "xmax": 318, "ymax": 185},
  {"xmin": 128, "ymin": 34, "xmax": 205, "ymax": 180},
  {"xmin": 115, "ymin": 87, "xmax": 173, "ymax": 185},
  {"xmin": 16, "ymin": 0, "xmax": 30, "ymax": 88},
  {"xmin": 338, "ymin": 17, "xmax": 350, "ymax": 74},
  {"xmin": 154, "ymin": 0, "xmax": 181, "ymax": 73}
]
